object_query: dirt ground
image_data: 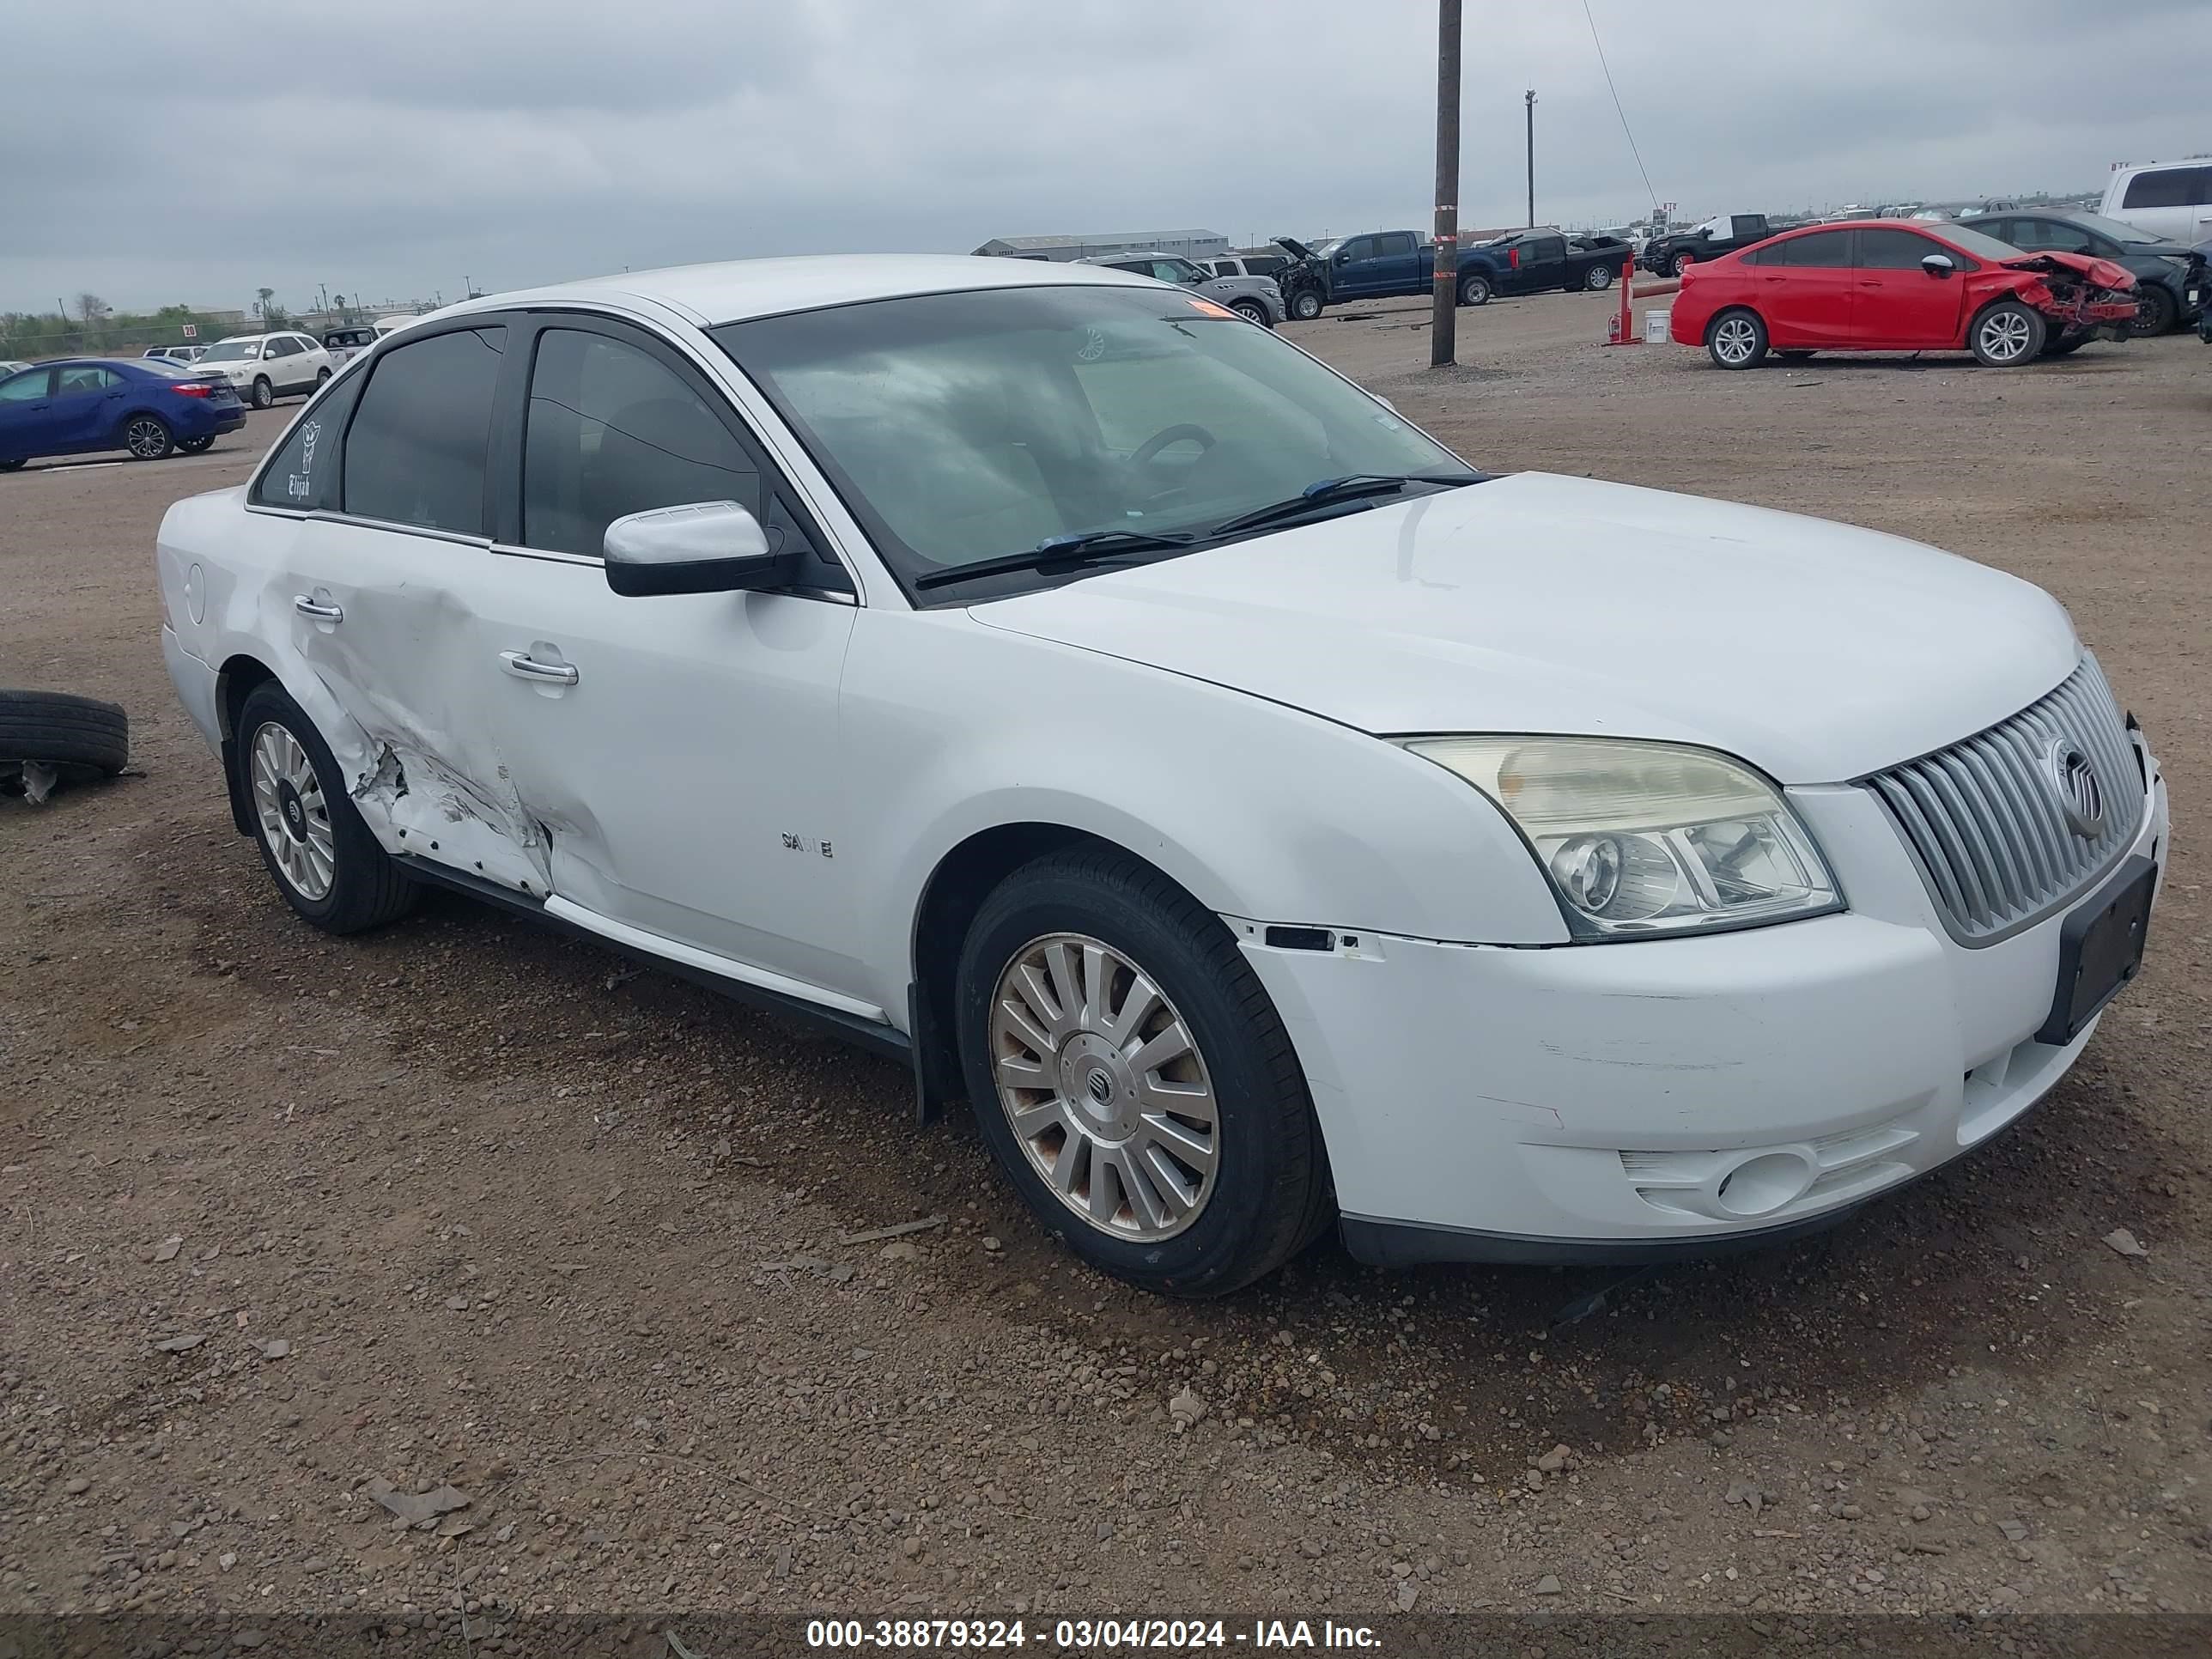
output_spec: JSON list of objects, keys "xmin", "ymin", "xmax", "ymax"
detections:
[{"xmin": 3, "ymin": 290, "xmax": 2209, "ymax": 1644}]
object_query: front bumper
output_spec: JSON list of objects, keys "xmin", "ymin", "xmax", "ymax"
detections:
[{"xmin": 1238, "ymin": 735, "xmax": 2167, "ymax": 1265}]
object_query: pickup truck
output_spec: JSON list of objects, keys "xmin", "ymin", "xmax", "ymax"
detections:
[
  {"xmin": 1639, "ymin": 214, "xmax": 1778, "ymax": 278},
  {"xmin": 1454, "ymin": 231, "xmax": 1633, "ymax": 303},
  {"xmin": 1310, "ymin": 230, "xmax": 1446, "ymax": 303}
]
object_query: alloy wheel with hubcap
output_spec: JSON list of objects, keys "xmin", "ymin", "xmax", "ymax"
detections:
[
  {"xmin": 1585, "ymin": 264, "xmax": 1614, "ymax": 290},
  {"xmin": 250, "ymin": 720, "xmax": 337, "ymax": 900},
  {"xmin": 1708, "ymin": 310, "xmax": 1766, "ymax": 368},
  {"xmin": 252, "ymin": 378, "xmax": 274, "ymax": 409},
  {"xmin": 125, "ymin": 416, "xmax": 172, "ymax": 459},
  {"xmin": 1290, "ymin": 290, "xmax": 1323, "ymax": 320},
  {"xmin": 1460, "ymin": 275, "xmax": 1492, "ymax": 306},
  {"xmin": 989, "ymin": 932, "xmax": 1218, "ymax": 1241},
  {"xmin": 1231, "ymin": 301, "xmax": 1270, "ymax": 328}
]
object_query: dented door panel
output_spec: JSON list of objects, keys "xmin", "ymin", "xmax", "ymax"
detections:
[{"xmin": 273, "ymin": 518, "xmax": 550, "ymax": 895}]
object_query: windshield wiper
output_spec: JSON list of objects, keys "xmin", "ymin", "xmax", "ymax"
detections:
[
  {"xmin": 910, "ymin": 529, "xmax": 1198, "ymax": 592},
  {"xmin": 1208, "ymin": 473, "xmax": 1480, "ymax": 538}
]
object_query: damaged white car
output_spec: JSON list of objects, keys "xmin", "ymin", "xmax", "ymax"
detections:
[{"xmin": 158, "ymin": 255, "xmax": 2166, "ymax": 1296}]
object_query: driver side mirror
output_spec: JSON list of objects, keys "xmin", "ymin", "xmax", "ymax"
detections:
[
  {"xmin": 603, "ymin": 501, "xmax": 794, "ymax": 598},
  {"xmin": 1921, "ymin": 252, "xmax": 1955, "ymax": 277}
]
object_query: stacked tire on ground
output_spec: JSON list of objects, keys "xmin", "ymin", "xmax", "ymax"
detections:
[{"xmin": 0, "ymin": 690, "xmax": 130, "ymax": 799}]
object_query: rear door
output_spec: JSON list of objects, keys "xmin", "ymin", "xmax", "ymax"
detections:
[
  {"xmin": 1757, "ymin": 228, "xmax": 1856, "ymax": 345},
  {"xmin": 1370, "ymin": 231, "xmax": 1421, "ymax": 294},
  {"xmin": 49, "ymin": 364, "xmax": 124, "ymax": 450},
  {"xmin": 0, "ymin": 366, "xmax": 56, "ymax": 460},
  {"xmin": 263, "ymin": 319, "xmax": 551, "ymax": 890},
  {"xmin": 1851, "ymin": 227, "xmax": 1966, "ymax": 347}
]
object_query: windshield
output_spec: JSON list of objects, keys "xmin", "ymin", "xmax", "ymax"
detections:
[
  {"xmin": 714, "ymin": 284, "xmax": 1477, "ymax": 599},
  {"xmin": 197, "ymin": 339, "xmax": 262, "ymax": 362}
]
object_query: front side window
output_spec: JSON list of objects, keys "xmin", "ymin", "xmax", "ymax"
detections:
[
  {"xmin": 1338, "ymin": 237, "xmax": 1375, "ymax": 263},
  {"xmin": 0, "ymin": 369, "xmax": 51, "ymax": 402},
  {"xmin": 715, "ymin": 284, "xmax": 1478, "ymax": 599},
  {"xmin": 1856, "ymin": 228, "xmax": 1940, "ymax": 270},
  {"xmin": 522, "ymin": 328, "xmax": 760, "ymax": 557},
  {"xmin": 342, "ymin": 326, "xmax": 506, "ymax": 534}
]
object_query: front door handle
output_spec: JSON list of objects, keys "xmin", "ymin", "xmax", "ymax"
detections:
[
  {"xmin": 500, "ymin": 650, "xmax": 580, "ymax": 687},
  {"xmin": 293, "ymin": 595, "xmax": 343, "ymax": 622}
]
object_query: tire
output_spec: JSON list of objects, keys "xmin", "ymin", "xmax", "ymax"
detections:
[
  {"xmin": 1670, "ymin": 251, "xmax": 1696, "ymax": 277},
  {"xmin": 1777, "ymin": 349, "xmax": 1815, "ymax": 362},
  {"xmin": 1458, "ymin": 272, "xmax": 1492, "ymax": 307},
  {"xmin": 2130, "ymin": 284, "xmax": 2177, "ymax": 338},
  {"xmin": 1230, "ymin": 300, "xmax": 1272, "ymax": 328},
  {"xmin": 1706, "ymin": 307, "xmax": 1769, "ymax": 369},
  {"xmin": 0, "ymin": 690, "xmax": 129, "ymax": 781},
  {"xmin": 122, "ymin": 414, "xmax": 173, "ymax": 461},
  {"xmin": 2040, "ymin": 333, "xmax": 2089, "ymax": 358},
  {"xmin": 178, "ymin": 435, "xmax": 216, "ymax": 453},
  {"xmin": 1970, "ymin": 300, "xmax": 2046, "ymax": 367},
  {"xmin": 1289, "ymin": 290, "xmax": 1323, "ymax": 321},
  {"xmin": 953, "ymin": 847, "xmax": 1330, "ymax": 1297},
  {"xmin": 251, "ymin": 377, "xmax": 274, "ymax": 410},
  {"xmin": 234, "ymin": 681, "xmax": 416, "ymax": 934},
  {"xmin": 315, "ymin": 366, "xmax": 332, "ymax": 384},
  {"xmin": 1584, "ymin": 263, "xmax": 1615, "ymax": 290},
  {"xmin": 0, "ymin": 459, "xmax": 23, "ymax": 472}
]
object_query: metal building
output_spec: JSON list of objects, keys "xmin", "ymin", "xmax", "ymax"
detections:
[{"xmin": 972, "ymin": 230, "xmax": 1231, "ymax": 264}]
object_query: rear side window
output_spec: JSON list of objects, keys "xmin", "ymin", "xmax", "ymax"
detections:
[
  {"xmin": 2121, "ymin": 167, "xmax": 2210, "ymax": 210},
  {"xmin": 522, "ymin": 329, "xmax": 760, "ymax": 557},
  {"xmin": 1778, "ymin": 230, "xmax": 1852, "ymax": 267},
  {"xmin": 342, "ymin": 327, "xmax": 506, "ymax": 534},
  {"xmin": 1376, "ymin": 232, "xmax": 1417, "ymax": 256}
]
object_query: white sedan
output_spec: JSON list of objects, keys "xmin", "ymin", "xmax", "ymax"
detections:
[{"xmin": 155, "ymin": 255, "xmax": 2167, "ymax": 1295}]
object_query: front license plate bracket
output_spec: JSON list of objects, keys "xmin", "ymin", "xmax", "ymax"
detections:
[{"xmin": 2036, "ymin": 854, "xmax": 2155, "ymax": 1046}]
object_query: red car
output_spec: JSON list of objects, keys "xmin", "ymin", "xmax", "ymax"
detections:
[{"xmin": 1668, "ymin": 220, "xmax": 2137, "ymax": 370}]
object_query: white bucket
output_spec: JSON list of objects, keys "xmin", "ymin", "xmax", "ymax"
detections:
[{"xmin": 1644, "ymin": 309, "xmax": 1670, "ymax": 344}]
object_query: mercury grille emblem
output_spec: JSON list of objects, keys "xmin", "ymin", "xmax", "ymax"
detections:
[
  {"xmin": 1086, "ymin": 1069, "xmax": 1114, "ymax": 1106},
  {"xmin": 2044, "ymin": 738, "xmax": 2105, "ymax": 839}
]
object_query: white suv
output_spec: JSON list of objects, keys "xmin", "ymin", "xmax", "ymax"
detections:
[
  {"xmin": 2100, "ymin": 160, "xmax": 2212, "ymax": 246},
  {"xmin": 155, "ymin": 255, "xmax": 2166, "ymax": 1295},
  {"xmin": 192, "ymin": 331, "xmax": 336, "ymax": 408}
]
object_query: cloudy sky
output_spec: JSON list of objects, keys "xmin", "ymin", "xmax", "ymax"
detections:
[{"xmin": 5, "ymin": 0, "xmax": 2204, "ymax": 316}]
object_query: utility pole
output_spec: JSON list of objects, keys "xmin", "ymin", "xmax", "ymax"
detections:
[
  {"xmin": 1430, "ymin": 0, "xmax": 1462, "ymax": 368},
  {"xmin": 1525, "ymin": 90, "xmax": 1537, "ymax": 228}
]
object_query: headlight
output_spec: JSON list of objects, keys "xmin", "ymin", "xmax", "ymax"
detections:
[{"xmin": 1399, "ymin": 736, "xmax": 1841, "ymax": 939}]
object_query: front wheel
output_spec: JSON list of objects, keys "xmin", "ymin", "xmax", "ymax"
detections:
[
  {"xmin": 178, "ymin": 435, "xmax": 216, "ymax": 453},
  {"xmin": 1458, "ymin": 273, "xmax": 1492, "ymax": 307},
  {"xmin": 2040, "ymin": 333, "xmax": 2089, "ymax": 358},
  {"xmin": 1707, "ymin": 307, "xmax": 1768, "ymax": 369},
  {"xmin": 955, "ymin": 847, "xmax": 1329, "ymax": 1297},
  {"xmin": 250, "ymin": 377, "xmax": 274, "ymax": 409},
  {"xmin": 1289, "ymin": 289, "xmax": 1323, "ymax": 321},
  {"xmin": 123, "ymin": 415, "xmax": 173, "ymax": 460},
  {"xmin": 0, "ymin": 458, "xmax": 25, "ymax": 473},
  {"xmin": 1584, "ymin": 263, "xmax": 1614, "ymax": 290},
  {"xmin": 1971, "ymin": 301, "xmax": 2045, "ymax": 367},
  {"xmin": 236, "ymin": 682, "xmax": 417, "ymax": 934},
  {"xmin": 1230, "ymin": 300, "xmax": 1272, "ymax": 329}
]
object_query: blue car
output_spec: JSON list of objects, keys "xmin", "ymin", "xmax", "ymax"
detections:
[{"xmin": 0, "ymin": 356, "xmax": 247, "ymax": 471}]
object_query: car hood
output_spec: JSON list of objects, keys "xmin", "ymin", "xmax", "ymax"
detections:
[
  {"xmin": 1273, "ymin": 237, "xmax": 1319, "ymax": 262},
  {"xmin": 2002, "ymin": 250, "xmax": 2136, "ymax": 290},
  {"xmin": 967, "ymin": 472, "xmax": 2081, "ymax": 785}
]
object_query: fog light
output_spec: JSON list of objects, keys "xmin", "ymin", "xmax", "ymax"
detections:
[{"xmin": 1713, "ymin": 1152, "xmax": 1815, "ymax": 1218}]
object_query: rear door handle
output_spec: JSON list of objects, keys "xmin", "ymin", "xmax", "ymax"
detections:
[
  {"xmin": 500, "ymin": 650, "xmax": 580, "ymax": 686},
  {"xmin": 293, "ymin": 595, "xmax": 343, "ymax": 622}
]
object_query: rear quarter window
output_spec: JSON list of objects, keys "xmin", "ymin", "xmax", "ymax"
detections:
[{"xmin": 250, "ymin": 376, "xmax": 364, "ymax": 511}]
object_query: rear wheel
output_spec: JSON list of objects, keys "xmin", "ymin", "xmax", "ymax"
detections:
[
  {"xmin": 122, "ymin": 415, "xmax": 173, "ymax": 460},
  {"xmin": 1458, "ymin": 272, "xmax": 1492, "ymax": 307},
  {"xmin": 1584, "ymin": 263, "xmax": 1614, "ymax": 290},
  {"xmin": 315, "ymin": 366, "xmax": 332, "ymax": 384},
  {"xmin": 2130, "ymin": 284, "xmax": 2177, "ymax": 337},
  {"xmin": 236, "ymin": 682, "xmax": 416, "ymax": 934},
  {"xmin": 1670, "ymin": 251, "xmax": 1696, "ymax": 277},
  {"xmin": 1707, "ymin": 307, "xmax": 1768, "ymax": 369},
  {"xmin": 955, "ymin": 847, "xmax": 1329, "ymax": 1297},
  {"xmin": 1970, "ymin": 301, "xmax": 2045, "ymax": 367}
]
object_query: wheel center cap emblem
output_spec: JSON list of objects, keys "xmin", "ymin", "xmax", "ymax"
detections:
[
  {"xmin": 1085, "ymin": 1069, "xmax": 1115, "ymax": 1107},
  {"xmin": 2044, "ymin": 739, "xmax": 2105, "ymax": 839}
]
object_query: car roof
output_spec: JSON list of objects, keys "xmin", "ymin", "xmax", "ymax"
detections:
[{"xmin": 438, "ymin": 253, "xmax": 1162, "ymax": 329}]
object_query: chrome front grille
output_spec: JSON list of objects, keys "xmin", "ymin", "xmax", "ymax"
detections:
[{"xmin": 1865, "ymin": 656, "xmax": 2142, "ymax": 944}]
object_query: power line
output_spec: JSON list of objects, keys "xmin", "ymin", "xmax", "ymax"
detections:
[{"xmin": 1581, "ymin": 0, "xmax": 1659, "ymax": 214}]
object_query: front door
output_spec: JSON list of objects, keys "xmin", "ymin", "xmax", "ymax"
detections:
[
  {"xmin": 1507, "ymin": 234, "xmax": 1567, "ymax": 293},
  {"xmin": 1759, "ymin": 228, "xmax": 1856, "ymax": 346},
  {"xmin": 467, "ymin": 316, "xmax": 866, "ymax": 996},
  {"xmin": 1850, "ymin": 227, "xmax": 1967, "ymax": 348}
]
